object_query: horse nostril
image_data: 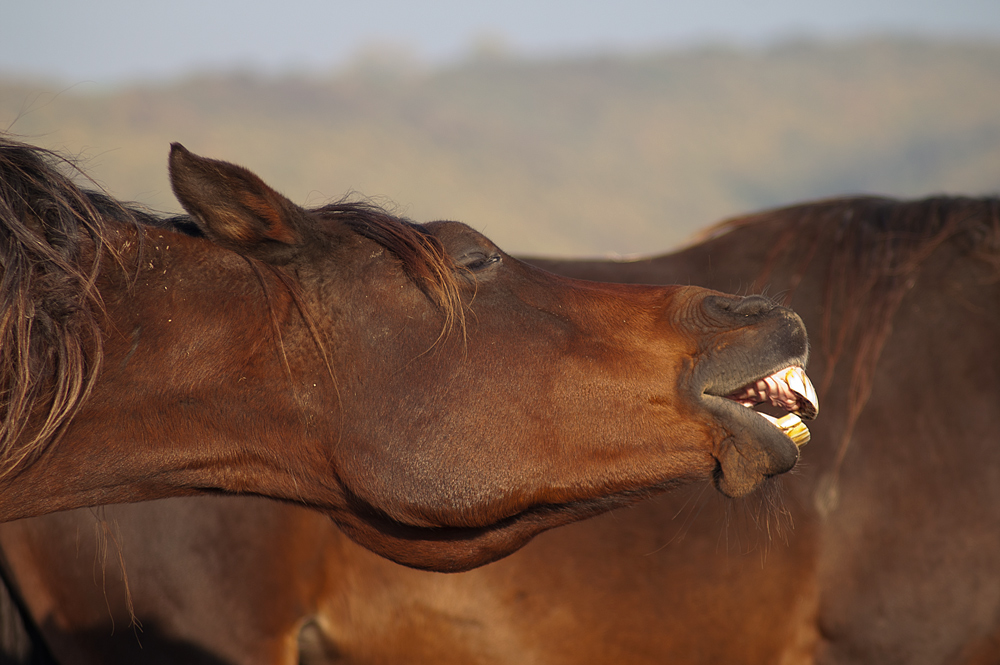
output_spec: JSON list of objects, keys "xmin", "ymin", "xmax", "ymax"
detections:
[
  {"xmin": 733, "ymin": 295, "xmax": 775, "ymax": 316},
  {"xmin": 705, "ymin": 294, "xmax": 775, "ymax": 318}
]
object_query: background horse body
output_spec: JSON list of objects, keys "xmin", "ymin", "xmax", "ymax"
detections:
[
  {"xmin": 1, "ymin": 195, "xmax": 995, "ymax": 664},
  {"xmin": 0, "ymin": 136, "xmax": 812, "ymax": 573}
]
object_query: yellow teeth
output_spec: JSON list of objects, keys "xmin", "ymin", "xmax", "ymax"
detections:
[{"xmin": 760, "ymin": 412, "xmax": 811, "ymax": 447}]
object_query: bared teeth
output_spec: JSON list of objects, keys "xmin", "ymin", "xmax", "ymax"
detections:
[
  {"xmin": 725, "ymin": 366, "xmax": 820, "ymax": 419},
  {"xmin": 723, "ymin": 367, "xmax": 818, "ymax": 447},
  {"xmin": 781, "ymin": 366, "xmax": 819, "ymax": 419},
  {"xmin": 760, "ymin": 412, "xmax": 811, "ymax": 447}
]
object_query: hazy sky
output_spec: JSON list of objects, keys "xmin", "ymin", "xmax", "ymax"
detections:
[{"xmin": 3, "ymin": 0, "xmax": 999, "ymax": 84}]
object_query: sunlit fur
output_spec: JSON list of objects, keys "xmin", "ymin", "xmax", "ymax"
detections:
[{"xmin": 0, "ymin": 139, "xmax": 465, "ymax": 480}]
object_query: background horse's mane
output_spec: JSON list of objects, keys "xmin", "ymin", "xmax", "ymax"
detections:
[
  {"xmin": 0, "ymin": 136, "xmax": 464, "ymax": 479},
  {"xmin": 715, "ymin": 195, "xmax": 1000, "ymax": 501}
]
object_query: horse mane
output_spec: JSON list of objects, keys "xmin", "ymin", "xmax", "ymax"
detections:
[
  {"xmin": 715, "ymin": 195, "xmax": 1000, "ymax": 487},
  {"xmin": 0, "ymin": 137, "xmax": 139, "ymax": 478}
]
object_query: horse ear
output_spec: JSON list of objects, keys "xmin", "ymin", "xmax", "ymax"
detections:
[{"xmin": 168, "ymin": 143, "xmax": 307, "ymax": 263}]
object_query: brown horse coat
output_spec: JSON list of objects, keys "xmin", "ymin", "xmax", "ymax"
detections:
[
  {"xmin": 0, "ymin": 136, "xmax": 813, "ymax": 573},
  {"xmin": 13, "ymin": 195, "xmax": 997, "ymax": 664}
]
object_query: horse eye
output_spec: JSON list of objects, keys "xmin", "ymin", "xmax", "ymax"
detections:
[{"xmin": 459, "ymin": 253, "xmax": 501, "ymax": 272}]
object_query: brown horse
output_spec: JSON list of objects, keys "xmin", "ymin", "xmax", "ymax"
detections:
[
  {"xmin": 2, "ymin": 194, "xmax": 995, "ymax": 664},
  {"xmin": 0, "ymin": 135, "xmax": 815, "ymax": 576}
]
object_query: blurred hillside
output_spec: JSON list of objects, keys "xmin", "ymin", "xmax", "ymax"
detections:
[{"xmin": 2, "ymin": 38, "xmax": 999, "ymax": 256}]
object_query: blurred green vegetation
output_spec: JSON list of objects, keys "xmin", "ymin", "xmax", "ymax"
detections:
[{"xmin": 2, "ymin": 38, "xmax": 999, "ymax": 256}]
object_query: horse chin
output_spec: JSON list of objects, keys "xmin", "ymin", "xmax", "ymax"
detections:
[{"xmin": 711, "ymin": 409, "xmax": 801, "ymax": 498}]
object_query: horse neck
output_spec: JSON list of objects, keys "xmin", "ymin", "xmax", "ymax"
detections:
[{"xmin": 0, "ymin": 224, "xmax": 335, "ymax": 521}]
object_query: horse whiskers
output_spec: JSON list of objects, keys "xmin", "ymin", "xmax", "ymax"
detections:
[{"xmin": 719, "ymin": 478, "xmax": 793, "ymax": 555}]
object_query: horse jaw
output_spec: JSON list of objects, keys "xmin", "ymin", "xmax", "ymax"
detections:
[{"xmin": 328, "ymin": 486, "xmax": 687, "ymax": 572}]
